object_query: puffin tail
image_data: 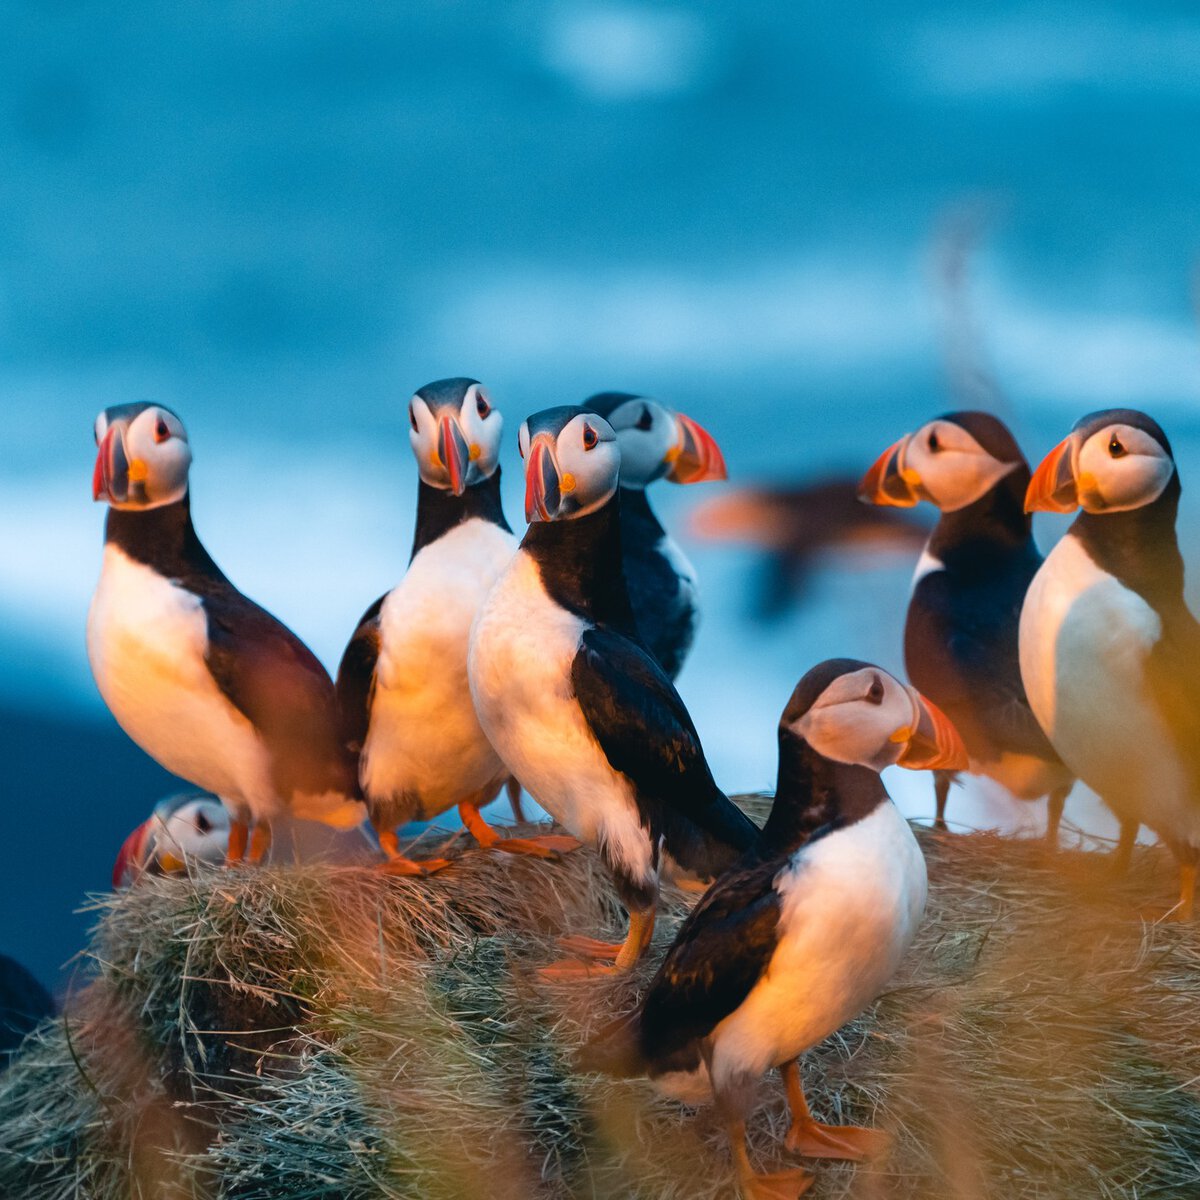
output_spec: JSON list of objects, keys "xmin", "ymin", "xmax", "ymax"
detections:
[{"xmin": 576, "ymin": 1010, "xmax": 647, "ymax": 1079}]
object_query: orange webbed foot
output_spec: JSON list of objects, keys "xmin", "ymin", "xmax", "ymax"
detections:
[
  {"xmin": 739, "ymin": 1166, "xmax": 814, "ymax": 1199},
  {"xmin": 490, "ymin": 834, "xmax": 582, "ymax": 859},
  {"xmin": 378, "ymin": 856, "xmax": 453, "ymax": 877},
  {"xmin": 785, "ymin": 1120, "xmax": 890, "ymax": 1162}
]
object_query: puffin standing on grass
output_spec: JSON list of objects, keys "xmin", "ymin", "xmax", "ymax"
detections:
[
  {"xmin": 468, "ymin": 406, "xmax": 760, "ymax": 977},
  {"xmin": 584, "ymin": 392, "xmax": 726, "ymax": 678},
  {"xmin": 1022, "ymin": 409, "xmax": 1200, "ymax": 915},
  {"xmin": 859, "ymin": 411, "xmax": 1081, "ymax": 843},
  {"xmin": 583, "ymin": 659, "xmax": 966, "ymax": 1200},
  {"xmin": 88, "ymin": 403, "xmax": 364, "ymax": 865},
  {"xmin": 336, "ymin": 378, "xmax": 574, "ymax": 874}
]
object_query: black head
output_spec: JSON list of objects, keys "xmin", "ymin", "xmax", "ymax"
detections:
[
  {"xmin": 859, "ymin": 411, "xmax": 1027, "ymax": 513},
  {"xmin": 517, "ymin": 405, "xmax": 621, "ymax": 523},
  {"xmin": 93, "ymin": 402, "xmax": 191, "ymax": 510},
  {"xmin": 408, "ymin": 377, "xmax": 502, "ymax": 496},
  {"xmin": 1026, "ymin": 407, "xmax": 1177, "ymax": 516}
]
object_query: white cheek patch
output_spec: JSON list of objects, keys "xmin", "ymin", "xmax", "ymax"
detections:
[
  {"xmin": 909, "ymin": 445, "xmax": 1020, "ymax": 512},
  {"xmin": 1078, "ymin": 430, "xmax": 1174, "ymax": 513}
]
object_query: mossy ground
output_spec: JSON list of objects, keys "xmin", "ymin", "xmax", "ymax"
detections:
[{"xmin": 2, "ymin": 800, "xmax": 1199, "ymax": 1199}]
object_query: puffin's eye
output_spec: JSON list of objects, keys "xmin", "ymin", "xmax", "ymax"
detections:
[
  {"xmin": 866, "ymin": 675, "xmax": 884, "ymax": 705},
  {"xmin": 195, "ymin": 810, "xmax": 211, "ymax": 834},
  {"xmin": 1109, "ymin": 435, "xmax": 1126, "ymax": 458},
  {"xmin": 154, "ymin": 416, "xmax": 171, "ymax": 443},
  {"xmin": 476, "ymin": 391, "xmax": 491, "ymax": 419},
  {"xmin": 582, "ymin": 424, "xmax": 598, "ymax": 450},
  {"xmin": 636, "ymin": 406, "xmax": 653, "ymax": 431},
  {"xmin": 409, "ymin": 406, "xmax": 419, "ymax": 432},
  {"xmin": 928, "ymin": 430, "xmax": 940, "ymax": 453}
]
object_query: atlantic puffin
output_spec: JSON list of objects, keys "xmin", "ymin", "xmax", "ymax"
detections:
[
  {"xmin": 113, "ymin": 791, "xmax": 230, "ymax": 887},
  {"xmin": 858, "ymin": 411, "xmax": 1081, "ymax": 843},
  {"xmin": 336, "ymin": 378, "xmax": 573, "ymax": 873},
  {"xmin": 468, "ymin": 405, "xmax": 760, "ymax": 976},
  {"xmin": 1022, "ymin": 409, "xmax": 1200, "ymax": 914},
  {"xmin": 583, "ymin": 659, "xmax": 966, "ymax": 1199},
  {"xmin": 584, "ymin": 392, "xmax": 726, "ymax": 678},
  {"xmin": 88, "ymin": 403, "xmax": 364, "ymax": 863}
]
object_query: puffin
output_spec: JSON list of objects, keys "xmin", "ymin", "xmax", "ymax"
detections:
[
  {"xmin": 113, "ymin": 791, "xmax": 231, "ymax": 887},
  {"xmin": 858, "ymin": 411, "xmax": 1085, "ymax": 844},
  {"xmin": 583, "ymin": 659, "xmax": 966, "ymax": 1200},
  {"xmin": 468, "ymin": 405, "xmax": 760, "ymax": 977},
  {"xmin": 1021, "ymin": 408, "xmax": 1200, "ymax": 914},
  {"xmin": 335, "ymin": 378, "xmax": 573, "ymax": 873},
  {"xmin": 88, "ymin": 403, "xmax": 364, "ymax": 864},
  {"xmin": 583, "ymin": 392, "xmax": 726, "ymax": 678}
]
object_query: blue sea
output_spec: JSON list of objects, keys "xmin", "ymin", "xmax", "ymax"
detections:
[{"xmin": 3, "ymin": 0, "xmax": 1200, "ymax": 987}]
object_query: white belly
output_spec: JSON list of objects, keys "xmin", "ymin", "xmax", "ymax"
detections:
[
  {"xmin": 1020, "ymin": 533, "xmax": 1193, "ymax": 835},
  {"xmin": 361, "ymin": 520, "xmax": 516, "ymax": 819},
  {"xmin": 469, "ymin": 550, "xmax": 656, "ymax": 888},
  {"xmin": 87, "ymin": 545, "xmax": 277, "ymax": 817},
  {"xmin": 709, "ymin": 802, "xmax": 927, "ymax": 1092}
]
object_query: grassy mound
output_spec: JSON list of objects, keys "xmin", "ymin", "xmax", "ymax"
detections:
[{"xmin": 2, "ymin": 803, "xmax": 1199, "ymax": 1199}]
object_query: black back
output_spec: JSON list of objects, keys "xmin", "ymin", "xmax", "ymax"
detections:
[{"xmin": 0, "ymin": 954, "xmax": 54, "ymax": 1067}]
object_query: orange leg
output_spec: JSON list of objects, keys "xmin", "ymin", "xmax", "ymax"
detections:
[
  {"xmin": 459, "ymin": 802, "xmax": 581, "ymax": 859},
  {"xmin": 245, "ymin": 821, "xmax": 272, "ymax": 865},
  {"xmin": 729, "ymin": 1117, "xmax": 813, "ymax": 1200},
  {"xmin": 505, "ymin": 777, "xmax": 527, "ymax": 824},
  {"xmin": 540, "ymin": 905, "xmax": 655, "ymax": 980},
  {"xmin": 782, "ymin": 1061, "xmax": 889, "ymax": 1161},
  {"xmin": 376, "ymin": 827, "xmax": 452, "ymax": 877},
  {"xmin": 226, "ymin": 818, "xmax": 249, "ymax": 864}
]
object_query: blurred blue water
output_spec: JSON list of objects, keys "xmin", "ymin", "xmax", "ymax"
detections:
[{"xmin": 3, "ymin": 1, "xmax": 1200, "ymax": 987}]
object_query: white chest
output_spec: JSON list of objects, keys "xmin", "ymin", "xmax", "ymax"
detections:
[
  {"xmin": 469, "ymin": 551, "xmax": 653, "ymax": 880},
  {"xmin": 710, "ymin": 802, "xmax": 927, "ymax": 1086},
  {"xmin": 86, "ymin": 545, "xmax": 273, "ymax": 811},
  {"xmin": 361, "ymin": 520, "xmax": 516, "ymax": 814},
  {"xmin": 1019, "ymin": 534, "xmax": 1187, "ymax": 820}
]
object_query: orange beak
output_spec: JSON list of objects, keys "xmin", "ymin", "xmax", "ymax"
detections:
[
  {"xmin": 93, "ymin": 424, "xmax": 129, "ymax": 503},
  {"xmin": 858, "ymin": 436, "xmax": 920, "ymax": 507},
  {"xmin": 524, "ymin": 435, "xmax": 560, "ymax": 523},
  {"xmin": 666, "ymin": 413, "xmax": 727, "ymax": 484},
  {"xmin": 112, "ymin": 817, "xmax": 152, "ymax": 888},
  {"xmin": 1025, "ymin": 436, "xmax": 1078, "ymax": 513},
  {"xmin": 896, "ymin": 692, "xmax": 968, "ymax": 771},
  {"xmin": 438, "ymin": 416, "xmax": 469, "ymax": 496}
]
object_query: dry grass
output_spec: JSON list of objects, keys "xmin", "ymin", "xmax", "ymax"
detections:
[{"xmin": 2, "ymin": 801, "xmax": 1199, "ymax": 1199}]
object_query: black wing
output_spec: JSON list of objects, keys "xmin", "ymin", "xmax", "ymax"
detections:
[
  {"xmin": 907, "ymin": 565, "xmax": 1059, "ymax": 763},
  {"xmin": 571, "ymin": 626, "xmax": 760, "ymax": 876},
  {"xmin": 639, "ymin": 856, "xmax": 783, "ymax": 1074},
  {"xmin": 202, "ymin": 587, "xmax": 356, "ymax": 799},
  {"xmin": 334, "ymin": 594, "xmax": 386, "ymax": 756}
]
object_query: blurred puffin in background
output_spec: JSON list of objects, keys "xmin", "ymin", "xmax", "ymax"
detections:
[
  {"xmin": 689, "ymin": 478, "xmax": 929, "ymax": 619},
  {"xmin": 584, "ymin": 392, "xmax": 726, "ymax": 678},
  {"xmin": 583, "ymin": 659, "xmax": 965, "ymax": 1200},
  {"xmin": 336, "ymin": 379, "xmax": 572, "ymax": 873},
  {"xmin": 88, "ymin": 403, "xmax": 364, "ymax": 864},
  {"xmin": 1022, "ymin": 409, "xmax": 1199, "ymax": 914},
  {"xmin": 113, "ymin": 791, "xmax": 230, "ymax": 887},
  {"xmin": 859, "ymin": 411, "xmax": 1086, "ymax": 845},
  {"xmin": 469, "ymin": 405, "xmax": 760, "ymax": 978}
]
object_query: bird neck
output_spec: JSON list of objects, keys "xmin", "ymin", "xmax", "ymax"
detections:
[
  {"xmin": 619, "ymin": 482, "xmax": 667, "ymax": 549},
  {"xmin": 411, "ymin": 468, "xmax": 510, "ymax": 560},
  {"xmin": 928, "ymin": 463, "xmax": 1034, "ymax": 569},
  {"xmin": 104, "ymin": 493, "xmax": 227, "ymax": 585},
  {"xmin": 521, "ymin": 493, "xmax": 638, "ymax": 631},
  {"xmin": 1071, "ymin": 472, "xmax": 1186, "ymax": 607},
  {"xmin": 762, "ymin": 730, "xmax": 887, "ymax": 853}
]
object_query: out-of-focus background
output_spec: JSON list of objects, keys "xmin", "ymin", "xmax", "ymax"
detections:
[{"xmin": 3, "ymin": 1, "xmax": 1200, "ymax": 989}]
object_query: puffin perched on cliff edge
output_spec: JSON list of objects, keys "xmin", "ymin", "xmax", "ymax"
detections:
[
  {"xmin": 859, "ymin": 411, "xmax": 1086, "ymax": 845},
  {"xmin": 88, "ymin": 403, "xmax": 364, "ymax": 864},
  {"xmin": 336, "ymin": 378, "xmax": 574, "ymax": 874},
  {"xmin": 469, "ymin": 405, "xmax": 759, "ymax": 977},
  {"xmin": 1022, "ymin": 408, "xmax": 1199, "ymax": 914},
  {"xmin": 583, "ymin": 659, "xmax": 965, "ymax": 1199}
]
